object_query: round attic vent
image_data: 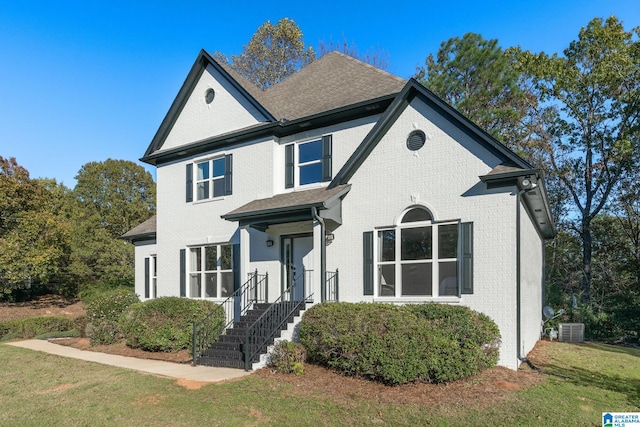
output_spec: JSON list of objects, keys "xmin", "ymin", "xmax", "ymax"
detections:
[
  {"xmin": 406, "ymin": 130, "xmax": 426, "ymax": 151},
  {"xmin": 205, "ymin": 88, "xmax": 215, "ymax": 104}
]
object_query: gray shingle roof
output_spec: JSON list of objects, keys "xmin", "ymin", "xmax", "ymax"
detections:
[
  {"xmin": 121, "ymin": 215, "xmax": 157, "ymax": 240},
  {"xmin": 223, "ymin": 185, "xmax": 351, "ymax": 220},
  {"xmin": 213, "ymin": 51, "xmax": 406, "ymax": 121}
]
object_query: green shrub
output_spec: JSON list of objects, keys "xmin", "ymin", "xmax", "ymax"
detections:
[
  {"xmin": 269, "ymin": 340, "xmax": 306, "ymax": 375},
  {"xmin": 299, "ymin": 302, "xmax": 501, "ymax": 385},
  {"xmin": 85, "ymin": 288, "xmax": 139, "ymax": 323},
  {"xmin": 0, "ymin": 316, "xmax": 76, "ymax": 341},
  {"xmin": 73, "ymin": 315, "xmax": 88, "ymax": 337},
  {"xmin": 85, "ymin": 288, "xmax": 139, "ymax": 345},
  {"xmin": 119, "ymin": 297, "xmax": 222, "ymax": 352},
  {"xmin": 86, "ymin": 320, "xmax": 123, "ymax": 345}
]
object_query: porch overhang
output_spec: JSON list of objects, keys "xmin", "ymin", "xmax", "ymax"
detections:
[{"xmin": 221, "ymin": 185, "xmax": 351, "ymax": 231}]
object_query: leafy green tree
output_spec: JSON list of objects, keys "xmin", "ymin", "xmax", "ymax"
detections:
[
  {"xmin": 0, "ymin": 157, "xmax": 70, "ymax": 294},
  {"xmin": 415, "ymin": 33, "xmax": 536, "ymax": 151},
  {"xmin": 515, "ymin": 16, "xmax": 640, "ymax": 304},
  {"xmin": 224, "ymin": 18, "xmax": 315, "ymax": 89},
  {"xmin": 71, "ymin": 159, "xmax": 155, "ymax": 288},
  {"xmin": 73, "ymin": 159, "xmax": 155, "ymax": 238}
]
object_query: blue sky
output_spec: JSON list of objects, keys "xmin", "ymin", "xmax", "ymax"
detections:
[{"xmin": 1, "ymin": 0, "xmax": 639, "ymax": 187}]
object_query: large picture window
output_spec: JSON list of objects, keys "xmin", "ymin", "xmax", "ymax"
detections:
[
  {"xmin": 189, "ymin": 244, "xmax": 233, "ymax": 298},
  {"xmin": 377, "ymin": 207, "xmax": 460, "ymax": 297}
]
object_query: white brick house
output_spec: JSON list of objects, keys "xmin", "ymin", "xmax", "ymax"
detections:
[{"xmin": 123, "ymin": 50, "xmax": 555, "ymax": 370}]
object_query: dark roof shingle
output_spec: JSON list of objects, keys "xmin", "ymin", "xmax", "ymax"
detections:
[{"xmin": 214, "ymin": 51, "xmax": 406, "ymax": 121}]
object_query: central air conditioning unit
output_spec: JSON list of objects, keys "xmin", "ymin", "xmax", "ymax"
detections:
[{"xmin": 558, "ymin": 323, "xmax": 584, "ymax": 343}]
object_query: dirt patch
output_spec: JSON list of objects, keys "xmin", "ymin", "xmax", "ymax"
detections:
[
  {"xmin": 131, "ymin": 393, "xmax": 167, "ymax": 405},
  {"xmin": 174, "ymin": 378, "xmax": 210, "ymax": 390},
  {"xmin": 0, "ymin": 294, "xmax": 85, "ymax": 321}
]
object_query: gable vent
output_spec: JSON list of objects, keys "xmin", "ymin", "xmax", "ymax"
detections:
[
  {"xmin": 558, "ymin": 323, "xmax": 584, "ymax": 343},
  {"xmin": 407, "ymin": 130, "xmax": 426, "ymax": 151}
]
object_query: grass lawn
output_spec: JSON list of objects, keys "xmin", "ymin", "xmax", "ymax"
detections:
[{"xmin": 1, "ymin": 341, "xmax": 638, "ymax": 426}]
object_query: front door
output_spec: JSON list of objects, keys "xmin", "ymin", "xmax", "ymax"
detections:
[{"xmin": 282, "ymin": 235, "xmax": 313, "ymax": 301}]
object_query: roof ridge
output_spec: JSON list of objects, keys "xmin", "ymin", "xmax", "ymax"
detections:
[{"xmin": 323, "ymin": 50, "xmax": 407, "ymax": 84}]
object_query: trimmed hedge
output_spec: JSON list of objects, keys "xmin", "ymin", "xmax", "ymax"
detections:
[
  {"xmin": 299, "ymin": 302, "xmax": 501, "ymax": 385},
  {"xmin": 119, "ymin": 297, "xmax": 222, "ymax": 352},
  {"xmin": 0, "ymin": 316, "xmax": 76, "ymax": 341},
  {"xmin": 85, "ymin": 288, "xmax": 139, "ymax": 345}
]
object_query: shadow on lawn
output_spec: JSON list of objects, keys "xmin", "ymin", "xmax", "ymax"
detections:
[
  {"xmin": 584, "ymin": 342, "xmax": 640, "ymax": 359},
  {"xmin": 543, "ymin": 360, "xmax": 640, "ymax": 408}
]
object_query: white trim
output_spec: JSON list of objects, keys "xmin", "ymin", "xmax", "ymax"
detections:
[{"xmin": 374, "ymin": 215, "xmax": 461, "ymax": 299}]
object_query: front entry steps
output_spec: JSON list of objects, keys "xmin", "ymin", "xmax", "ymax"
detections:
[{"xmin": 195, "ymin": 302, "xmax": 306, "ymax": 370}]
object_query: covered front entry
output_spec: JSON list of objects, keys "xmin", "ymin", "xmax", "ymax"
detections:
[{"xmin": 281, "ymin": 234, "xmax": 314, "ymax": 301}]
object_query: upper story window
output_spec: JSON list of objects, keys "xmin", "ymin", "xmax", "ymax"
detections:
[
  {"xmin": 197, "ymin": 157, "xmax": 225, "ymax": 200},
  {"xmin": 185, "ymin": 154, "xmax": 232, "ymax": 202},
  {"xmin": 285, "ymin": 135, "xmax": 332, "ymax": 188}
]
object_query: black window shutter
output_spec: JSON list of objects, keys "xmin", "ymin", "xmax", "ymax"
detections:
[
  {"xmin": 321, "ymin": 135, "xmax": 332, "ymax": 182},
  {"xmin": 185, "ymin": 164, "xmax": 193, "ymax": 202},
  {"xmin": 179, "ymin": 249, "xmax": 186, "ymax": 297},
  {"xmin": 460, "ymin": 222, "xmax": 473, "ymax": 294},
  {"xmin": 285, "ymin": 144, "xmax": 294, "ymax": 188},
  {"xmin": 225, "ymin": 154, "xmax": 233, "ymax": 195},
  {"xmin": 232, "ymin": 243, "xmax": 240, "ymax": 292},
  {"xmin": 363, "ymin": 231, "xmax": 374, "ymax": 295},
  {"xmin": 144, "ymin": 257, "xmax": 150, "ymax": 299}
]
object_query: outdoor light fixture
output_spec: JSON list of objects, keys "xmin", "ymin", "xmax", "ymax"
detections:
[
  {"xmin": 266, "ymin": 239, "xmax": 274, "ymax": 247},
  {"xmin": 325, "ymin": 233, "xmax": 335, "ymax": 245}
]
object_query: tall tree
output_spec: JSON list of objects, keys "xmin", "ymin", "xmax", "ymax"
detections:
[
  {"xmin": 225, "ymin": 18, "xmax": 315, "ymax": 89},
  {"xmin": 0, "ymin": 157, "xmax": 70, "ymax": 294},
  {"xmin": 515, "ymin": 16, "xmax": 640, "ymax": 304},
  {"xmin": 318, "ymin": 35, "xmax": 390, "ymax": 70},
  {"xmin": 71, "ymin": 159, "xmax": 155, "ymax": 287},
  {"xmin": 74, "ymin": 159, "xmax": 155, "ymax": 239},
  {"xmin": 415, "ymin": 33, "xmax": 536, "ymax": 152}
]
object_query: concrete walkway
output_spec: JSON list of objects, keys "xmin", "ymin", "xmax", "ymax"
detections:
[{"xmin": 6, "ymin": 340, "xmax": 252, "ymax": 383}]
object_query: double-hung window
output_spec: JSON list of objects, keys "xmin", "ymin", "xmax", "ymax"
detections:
[
  {"xmin": 285, "ymin": 135, "xmax": 332, "ymax": 188},
  {"xmin": 186, "ymin": 154, "xmax": 232, "ymax": 202},
  {"xmin": 375, "ymin": 207, "xmax": 470, "ymax": 298},
  {"xmin": 189, "ymin": 244, "xmax": 233, "ymax": 298},
  {"xmin": 196, "ymin": 157, "xmax": 225, "ymax": 200}
]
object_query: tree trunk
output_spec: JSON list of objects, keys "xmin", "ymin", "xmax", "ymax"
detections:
[{"xmin": 581, "ymin": 219, "xmax": 592, "ymax": 305}]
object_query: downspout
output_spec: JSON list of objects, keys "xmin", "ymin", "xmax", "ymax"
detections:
[
  {"xmin": 516, "ymin": 179, "xmax": 538, "ymax": 368},
  {"xmin": 311, "ymin": 207, "xmax": 326, "ymax": 302}
]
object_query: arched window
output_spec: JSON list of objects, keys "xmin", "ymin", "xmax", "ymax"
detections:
[
  {"xmin": 377, "ymin": 207, "xmax": 460, "ymax": 298},
  {"xmin": 401, "ymin": 207, "xmax": 432, "ymax": 223}
]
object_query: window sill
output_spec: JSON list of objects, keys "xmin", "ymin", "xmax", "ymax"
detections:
[
  {"xmin": 373, "ymin": 297, "xmax": 461, "ymax": 304},
  {"xmin": 192, "ymin": 196, "xmax": 226, "ymax": 205}
]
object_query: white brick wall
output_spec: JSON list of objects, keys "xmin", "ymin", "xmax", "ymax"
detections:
[
  {"xmin": 323, "ymin": 97, "xmax": 540, "ymax": 369},
  {"xmin": 142, "ymin": 89, "xmax": 546, "ymax": 370},
  {"xmin": 162, "ymin": 64, "xmax": 269, "ymax": 151},
  {"xmin": 133, "ymin": 239, "xmax": 156, "ymax": 301}
]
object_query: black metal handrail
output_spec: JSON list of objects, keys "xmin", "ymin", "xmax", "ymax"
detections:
[
  {"xmin": 243, "ymin": 271, "xmax": 312, "ymax": 370},
  {"xmin": 192, "ymin": 270, "xmax": 268, "ymax": 365},
  {"xmin": 325, "ymin": 269, "xmax": 339, "ymax": 301}
]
